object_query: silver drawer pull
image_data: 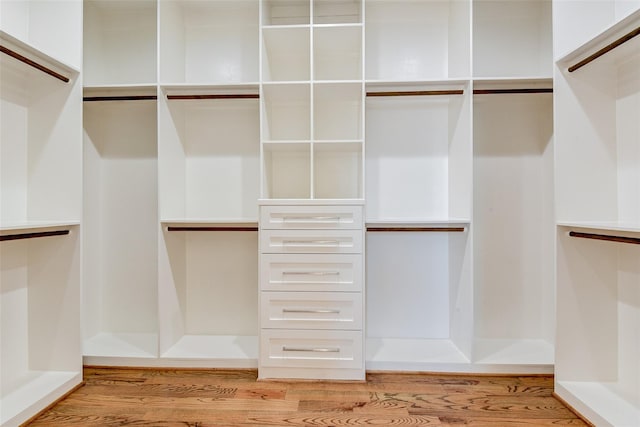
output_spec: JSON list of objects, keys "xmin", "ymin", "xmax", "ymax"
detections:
[
  {"xmin": 282, "ymin": 216, "xmax": 342, "ymax": 222},
  {"xmin": 282, "ymin": 240, "xmax": 340, "ymax": 246},
  {"xmin": 282, "ymin": 309, "xmax": 341, "ymax": 314},
  {"xmin": 282, "ymin": 346, "xmax": 340, "ymax": 353},
  {"xmin": 282, "ymin": 271, "xmax": 340, "ymax": 276}
]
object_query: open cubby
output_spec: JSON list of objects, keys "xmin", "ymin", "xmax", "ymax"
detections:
[
  {"xmin": 262, "ymin": 83, "xmax": 311, "ymax": 142},
  {"xmin": 365, "ymin": 0, "xmax": 470, "ymax": 81},
  {"xmin": 262, "ymin": 26, "xmax": 310, "ymax": 82},
  {"xmin": 159, "ymin": 0, "xmax": 259, "ymax": 84},
  {"xmin": 313, "ymin": 0, "xmax": 362, "ymax": 25},
  {"xmin": 313, "ymin": 82, "xmax": 363, "ymax": 141},
  {"xmin": 84, "ymin": 0, "xmax": 157, "ymax": 86},
  {"xmin": 472, "ymin": 91, "xmax": 554, "ymax": 367},
  {"xmin": 82, "ymin": 98, "xmax": 159, "ymax": 362},
  {"xmin": 159, "ymin": 92, "xmax": 260, "ymax": 221},
  {"xmin": 473, "ymin": 0, "xmax": 552, "ymax": 78},
  {"xmin": 262, "ymin": 0, "xmax": 311, "ymax": 26},
  {"xmin": 365, "ymin": 84, "xmax": 471, "ymax": 222},
  {"xmin": 262, "ymin": 143, "xmax": 312, "ymax": 199},
  {"xmin": 158, "ymin": 230, "xmax": 258, "ymax": 364},
  {"xmin": 314, "ymin": 25, "xmax": 362, "ymax": 81},
  {"xmin": 313, "ymin": 142, "xmax": 363, "ymax": 199}
]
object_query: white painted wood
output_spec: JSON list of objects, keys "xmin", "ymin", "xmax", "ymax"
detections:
[
  {"xmin": 262, "ymin": 0, "xmax": 311, "ymax": 26},
  {"xmin": 260, "ymin": 329, "xmax": 363, "ymax": 369},
  {"xmin": 161, "ymin": 335, "xmax": 258, "ymax": 366},
  {"xmin": 365, "ymin": 0, "xmax": 470, "ymax": 81},
  {"xmin": 261, "ymin": 229, "xmax": 362, "ymax": 254},
  {"xmin": 82, "ymin": 99, "xmax": 158, "ymax": 349},
  {"xmin": 473, "ymin": 0, "xmax": 552, "ymax": 78},
  {"xmin": 366, "ymin": 338, "xmax": 469, "ymax": 369},
  {"xmin": 262, "ymin": 143, "xmax": 311, "ymax": 199},
  {"xmin": 158, "ymin": 94, "xmax": 260, "ymax": 220},
  {"xmin": 314, "ymin": 82, "xmax": 362, "ymax": 140},
  {"xmin": 313, "ymin": 0, "xmax": 361, "ymax": 25},
  {"xmin": 261, "ymin": 291, "xmax": 362, "ymax": 330},
  {"xmin": 261, "ymin": 253, "xmax": 363, "ymax": 292},
  {"xmin": 159, "ymin": 0, "xmax": 259, "ymax": 84},
  {"xmin": 261, "ymin": 205, "xmax": 362, "ymax": 229},
  {"xmin": 313, "ymin": 25, "xmax": 362, "ymax": 81},
  {"xmin": 473, "ymin": 92, "xmax": 555, "ymax": 353},
  {"xmin": 261, "ymin": 84, "xmax": 312, "ymax": 141},
  {"xmin": 83, "ymin": 0, "xmax": 157, "ymax": 86},
  {"xmin": 262, "ymin": 26, "xmax": 310, "ymax": 82},
  {"xmin": 83, "ymin": 333, "xmax": 158, "ymax": 360},
  {"xmin": 365, "ymin": 84, "xmax": 471, "ymax": 222}
]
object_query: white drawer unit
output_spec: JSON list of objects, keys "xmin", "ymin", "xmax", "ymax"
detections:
[
  {"xmin": 261, "ymin": 205, "xmax": 363, "ymax": 230},
  {"xmin": 261, "ymin": 229, "xmax": 362, "ymax": 254},
  {"xmin": 259, "ymin": 204, "xmax": 365, "ymax": 380},
  {"xmin": 260, "ymin": 253, "xmax": 362, "ymax": 292},
  {"xmin": 261, "ymin": 291, "xmax": 362, "ymax": 330}
]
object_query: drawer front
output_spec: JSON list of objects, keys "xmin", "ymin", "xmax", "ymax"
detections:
[
  {"xmin": 261, "ymin": 292, "xmax": 362, "ymax": 330},
  {"xmin": 260, "ymin": 229, "xmax": 362, "ymax": 254},
  {"xmin": 261, "ymin": 253, "xmax": 362, "ymax": 292},
  {"xmin": 260, "ymin": 205, "xmax": 363, "ymax": 230},
  {"xmin": 260, "ymin": 329, "xmax": 363, "ymax": 369}
]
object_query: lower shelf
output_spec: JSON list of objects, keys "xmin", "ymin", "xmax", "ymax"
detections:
[
  {"xmin": 556, "ymin": 381, "xmax": 640, "ymax": 427},
  {"xmin": 366, "ymin": 338, "xmax": 470, "ymax": 372},
  {"xmin": 474, "ymin": 339, "xmax": 554, "ymax": 371},
  {"xmin": 83, "ymin": 332, "xmax": 158, "ymax": 365},
  {"xmin": 161, "ymin": 335, "xmax": 258, "ymax": 368},
  {"xmin": 0, "ymin": 370, "xmax": 81, "ymax": 427}
]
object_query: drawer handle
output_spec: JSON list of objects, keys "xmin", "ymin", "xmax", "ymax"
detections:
[
  {"xmin": 282, "ymin": 346, "xmax": 340, "ymax": 353},
  {"xmin": 282, "ymin": 216, "xmax": 342, "ymax": 222},
  {"xmin": 282, "ymin": 240, "xmax": 340, "ymax": 246},
  {"xmin": 282, "ymin": 271, "xmax": 340, "ymax": 276},
  {"xmin": 282, "ymin": 309, "xmax": 341, "ymax": 314}
]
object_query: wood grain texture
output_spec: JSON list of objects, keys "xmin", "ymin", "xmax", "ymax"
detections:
[{"xmin": 26, "ymin": 368, "xmax": 589, "ymax": 427}]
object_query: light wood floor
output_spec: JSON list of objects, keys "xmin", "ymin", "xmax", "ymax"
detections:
[{"xmin": 27, "ymin": 367, "xmax": 589, "ymax": 426}]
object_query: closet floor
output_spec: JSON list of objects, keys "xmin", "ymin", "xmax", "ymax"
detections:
[{"xmin": 27, "ymin": 367, "xmax": 588, "ymax": 426}]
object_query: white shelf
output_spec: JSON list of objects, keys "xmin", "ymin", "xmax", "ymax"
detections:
[
  {"xmin": 366, "ymin": 338, "xmax": 469, "ymax": 371},
  {"xmin": 558, "ymin": 222, "xmax": 640, "ymax": 235},
  {"xmin": 314, "ymin": 25, "xmax": 362, "ymax": 81},
  {"xmin": 556, "ymin": 381, "xmax": 640, "ymax": 427},
  {"xmin": 474, "ymin": 339, "xmax": 554, "ymax": 367},
  {"xmin": 0, "ymin": 371, "xmax": 81, "ymax": 427},
  {"xmin": 84, "ymin": 333, "xmax": 158, "ymax": 360},
  {"xmin": 313, "ymin": 0, "xmax": 362, "ymax": 25},
  {"xmin": 262, "ymin": 1, "xmax": 310, "ymax": 26},
  {"xmin": 161, "ymin": 335, "xmax": 258, "ymax": 367},
  {"xmin": 262, "ymin": 26, "xmax": 310, "ymax": 82},
  {"xmin": 162, "ymin": 219, "xmax": 258, "ymax": 228},
  {"xmin": 0, "ymin": 221, "xmax": 79, "ymax": 234}
]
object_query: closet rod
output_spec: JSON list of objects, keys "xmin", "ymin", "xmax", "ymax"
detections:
[
  {"xmin": 473, "ymin": 88, "xmax": 553, "ymax": 95},
  {"xmin": 367, "ymin": 227, "xmax": 466, "ymax": 232},
  {"xmin": 568, "ymin": 26, "xmax": 640, "ymax": 72},
  {"xmin": 167, "ymin": 226, "xmax": 259, "ymax": 232},
  {"xmin": 0, "ymin": 45, "xmax": 69, "ymax": 83},
  {"xmin": 569, "ymin": 231, "xmax": 640, "ymax": 245},
  {"xmin": 167, "ymin": 94, "xmax": 259, "ymax": 100},
  {"xmin": 83, "ymin": 95, "xmax": 157, "ymax": 102},
  {"xmin": 366, "ymin": 90, "xmax": 464, "ymax": 97},
  {"xmin": 0, "ymin": 230, "xmax": 70, "ymax": 242}
]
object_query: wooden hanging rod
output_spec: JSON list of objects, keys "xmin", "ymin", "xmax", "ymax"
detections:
[
  {"xmin": 83, "ymin": 95, "xmax": 157, "ymax": 102},
  {"xmin": 473, "ymin": 88, "xmax": 553, "ymax": 95},
  {"xmin": 568, "ymin": 26, "xmax": 640, "ymax": 72},
  {"xmin": 0, "ymin": 229, "xmax": 70, "ymax": 242},
  {"xmin": 0, "ymin": 45, "xmax": 69, "ymax": 83},
  {"xmin": 366, "ymin": 90, "xmax": 464, "ymax": 97},
  {"xmin": 167, "ymin": 226, "xmax": 259, "ymax": 232},
  {"xmin": 167, "ymin": 94, "xmax": 259, "ymax": 100},
  {"xmin": 367, "ymin": 227, "xmax": 466, "ymax": 232},
  {"xmin": 569, "ymin": 231, "xmax": 640, "ymax": 245}
]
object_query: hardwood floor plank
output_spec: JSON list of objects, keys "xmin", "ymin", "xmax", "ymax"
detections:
[{"xmin": 26, "ymin": 368, "xmax": 588, "ymax": 427}]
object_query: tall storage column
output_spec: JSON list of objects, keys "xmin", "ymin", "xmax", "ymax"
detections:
[{"xmin": 258, "ymin": 0, "xmax": 365, "ymax": 380}]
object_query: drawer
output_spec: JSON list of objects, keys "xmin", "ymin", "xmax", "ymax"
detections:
[
  {"xmin": 260, "ymin": 253, "xmax": 362, "ymax": 292},
  {"xmin": 261, "ymin": 292, "xmax": 362, "ymax": 330},
  {"xmin": 260, "ymin": 329, "xmax": 363, "ymax": 370},
  {"xmin": 260, "ymin": 229, "xmax": 362, "ymax": 254},
  {"xmin": 260, "ymin": 205, "xmax": 362, "ymax": 230}
]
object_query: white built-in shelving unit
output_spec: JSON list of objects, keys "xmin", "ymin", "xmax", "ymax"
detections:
[
  {"xmin": 0, "ymin": 1, "xmax": 83, "ymax": 425},
  {"xmin": 554, "ymin": 1, "xmax": 640, "ymax": 425}
]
